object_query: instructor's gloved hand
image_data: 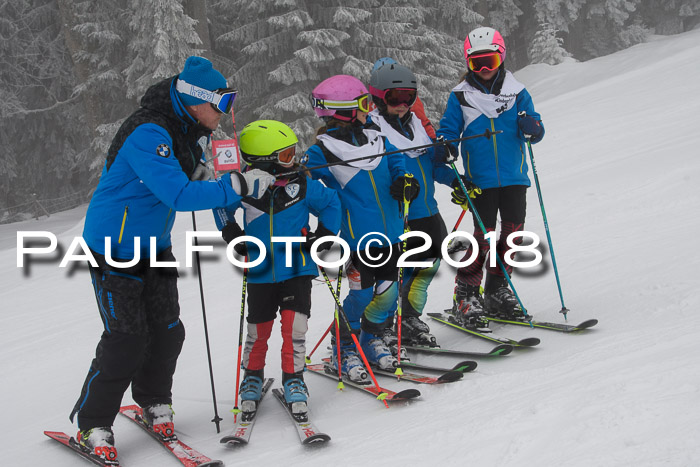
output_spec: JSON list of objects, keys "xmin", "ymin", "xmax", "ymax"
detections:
[
  {"xmin": 518, "ymin": 114, "xmax": 545, "ymax": 143},
  {"xmin": 230, "ymin": 169, "xmax": 276, "ymax": 199},
  {"xmin": 451, "ymin": 175, "xmax": 481, "ymax": 210},
  {"xmin": 191, "ymin": 161, "xmax": 215, "ymax": 181},
  {"xmin": 390, "ymin": 175, "xmax": 420, "ymax": 202},
  {"xmin": 304, "ymin": 223, "xmax": 335, "ymax": 253},
  {"xmin": 435, "ymin": 135, "xmax": 458, "ymax": 164},
  {"xmin": 221, "ymin": 221, "xmax": 247, "ymax": 256}
]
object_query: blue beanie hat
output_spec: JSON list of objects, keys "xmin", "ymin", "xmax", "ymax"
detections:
[{"xmin": 177, "ymin": 56, "xmax": 227, "ymax": 107}]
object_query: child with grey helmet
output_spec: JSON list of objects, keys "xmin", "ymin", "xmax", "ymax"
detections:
[
  {"xmin": 436, "ymin": 27, "xmax": 545, "ymax": 326},
  {"xmin": 367, "ymin": 61, "xmax": 462, "ymax": 350}
]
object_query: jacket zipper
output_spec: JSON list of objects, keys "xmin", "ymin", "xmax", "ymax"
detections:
[
  {"xmin": 118, "ymin": 206, "xmax": 129, "ymax": 244},
  {"xmin": 416, "ymin": 158, "xmax": 431, "ymax": 216},
  {"xmin": 346, "ymin": 210, "xmax": 355, "ymax": 239},
  {"xmin": 490, "ymin": 119, "xmax": 501, "ymax": 186},
  {"xmin": 368, "ymin": 172, "xmax": 388, "ymax": 232}
]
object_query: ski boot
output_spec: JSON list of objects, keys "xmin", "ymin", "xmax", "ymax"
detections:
[
  {"xmin": 400, "ymin": 315, "xmax": 438, "ymax": 347},
  {"xmin": 283, "ymin": 373, "xmax": 309, "ymax": 421},
  {"xmin": 76, "ymin": 426, "xmax": 119, "ymax": 465},
  {"xmin": 141, "ymin": 403, "xmax": 176, "ymax": 442},
  {"xmin": 239, "ymin": 370, "xmax": 264, "ymax": 413},
  {"xmin": 483, "ymin": 275, "xmax": 530, "ymax": 321},
  {"xmin": 331, "ymin": 337, "xmax": 370, "ymax": 385},
  {"xmin": 381, "ymin": 326, "xmax": 410, "ymax": 361},
  {"xmin": 452, "ymin": 280, "xmax": 489, "ymax": 330},
  {"xmin": 360, "ymin": 330, "xmax": 398, "ymax": 370}
]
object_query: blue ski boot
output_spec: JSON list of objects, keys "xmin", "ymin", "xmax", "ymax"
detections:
[
  {"xmin": 360, "ymin": 330, "xmax": 398, "ymax": 370},
  {"xmin": 239, "ymin": 372, "xmax": 264, "ymax": 413},
  {"xmin": 331, "ymin": 337, "xmax": 370, "ymax": 385},
  {"xmin": 283, "ymin": 374, "xmax": 309, "ymax": 418}
]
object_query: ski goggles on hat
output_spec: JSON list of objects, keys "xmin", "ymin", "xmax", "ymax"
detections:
[
  {"xmin": 310, "ymin": 94, "xmax": 371, "ymax": 113},
  {"xmin": 176, "ymin": 79, "xmax": 237, "ymax": 114},
  {"xmin": 467, "ymin": 52, "xmax": 502, "ymax": 72}
]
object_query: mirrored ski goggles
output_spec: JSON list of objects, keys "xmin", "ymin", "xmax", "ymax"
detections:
[
  {"xmin": 384, "ymin": 88, "xmax": 417, "ymax": 107},
  {"xmin": 176, "ymin": 79, "xmax": 237, "ymax": 114},
  {"xmin": 310, "ymin": 94, "xmax": 371, "ymax": 113},
  {"xmin": 468, "ymin": 52, "xmax": 502, "ymax": 72}
]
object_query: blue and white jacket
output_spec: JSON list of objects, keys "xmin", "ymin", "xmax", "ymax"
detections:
[
  {"xmin": 83, "ymin": 77, "xmax": 241, "ymax": 260},
  {"xmin": 215, "ymin": 174, "xmax": 341, "ymax": 284},
  {"xmin": 368, "ymin": 110, "xmax": 454, "ymax": 221},
  {"xmin": 437, "ymin": 69, "xmax": 543, "ymax": 189},
  {"xmin": 305, "ymin": 125, "xmax": 407, "ymax": 249}
]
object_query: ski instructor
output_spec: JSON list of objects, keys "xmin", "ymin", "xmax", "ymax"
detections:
[{"xmin": 69, "ymin": 56, "xmax": 274, "ymax": 464}]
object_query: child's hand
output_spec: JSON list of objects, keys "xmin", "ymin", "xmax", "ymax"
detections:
[{"xmin": 517, "ymin": 114, "xmax": 544, "ymax": 143}]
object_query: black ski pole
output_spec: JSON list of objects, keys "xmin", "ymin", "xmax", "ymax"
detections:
[
  {"xmin": 277, "ymin": 130, "xmax": 502, "ymax": 178},
  {"xmin": 190, "ymin": 212, "xmax": 224, "ymax": 432}
]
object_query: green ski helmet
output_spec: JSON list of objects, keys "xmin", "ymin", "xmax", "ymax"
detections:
[{"xmin": 239, "ymin": 120, "xmax": 299, "ymax": 171}]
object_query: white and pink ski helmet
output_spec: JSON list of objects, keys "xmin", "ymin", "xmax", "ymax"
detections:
[
  {"xmin": 464, "ymin": 27, "xmax": 506, "ymax": 63},
  {"xmin": 310, "ymin": 75, "xmax": 369, "ymax": 121}
]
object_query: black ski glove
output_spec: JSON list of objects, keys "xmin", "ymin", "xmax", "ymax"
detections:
[
  {"xmin": 390, "ymin": 175, "xmax": 420, "ymax": 202},
  {"xmin": 451, "ymin": 175, "xmax": 481, "ymax": 209},
  {"xmin": 435, "ymin": 135, "xmax": 458, "ymax": 164},
  {"xmin": 221, "ymin": 221, "xmax": 247, "ymax": 256},
  {"xmin": 304, "ymin": 223, "xmax": 335, "ymax": 253}
]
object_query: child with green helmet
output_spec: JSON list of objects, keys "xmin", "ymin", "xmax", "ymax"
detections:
[{"xmin": 213, "ymin": 120, "xmax": 341, "ymax": 416}]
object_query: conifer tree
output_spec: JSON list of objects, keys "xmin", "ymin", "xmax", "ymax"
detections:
[{"xmin": 529, "ymin": 23, "xmax": 572, "ymax": 65}]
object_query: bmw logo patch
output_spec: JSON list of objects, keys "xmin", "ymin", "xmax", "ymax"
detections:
[{"xmin": 156, "ymin": 144, "xmax": 171, "ymax": 158}]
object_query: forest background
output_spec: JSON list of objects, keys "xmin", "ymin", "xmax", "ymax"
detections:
[{"xmin": 1, "ymin": 0, "xmax": 697, "ymax": 221}]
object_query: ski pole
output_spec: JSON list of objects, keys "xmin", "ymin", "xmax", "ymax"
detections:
[
  {"xmin": 449, "ymin": 165, "xmax": 532, "ymax": 323},
  {"xmin": 523, "ymin": 130, "xmax": 569, "ymax": 319},
  {"xmin": 277, "ymin": 130, "xmax": 502, "ymax": 178},
  {"xmin": 306, "ymin": 321, "xmax": 333, "ymax": 363},
  {"xmin": 333, "ymin": 266, "xmax": 344, "ymax": 388},
  {"xmin": 317, "ymin": 265, "xmax": 390, "ymax": 407},
  {"xmin": 190, "ymin": 212, "xmax": 223, "ymax": 432},
  {"xmin": 231, "ymin": 260, "xmax": 248, "ymax": 424},
  {"xmin": 395, "ymin": 175, "xmax": 414, "ymax": 378}
]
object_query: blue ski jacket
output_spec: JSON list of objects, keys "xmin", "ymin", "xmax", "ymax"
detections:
[
  {"xmin": 83, "ymin": 77, "xmax": 241, "ymax": 260},
  {"xmin": 305, "ymin": 125, "xmax": 407, "ymax": 250},
  {"xmin": 214, "ymin": 174, "xmax": 341, "ymax": 284},
  {"xmin": 436, "ymin": 69, "xmax": 544, "ymax": 190},
  {"xmin": 368, "ymin": 111, "xmax": 455, "ymax": 221}
]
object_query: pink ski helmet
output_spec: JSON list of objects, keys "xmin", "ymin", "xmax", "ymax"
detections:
[
  {"xmin": 464, "ymin": 27, "xmax": 506, "ymax": 63},
  {"xmin": 310, "ymin": 75, "xmax": 370, "ymax": 122}
]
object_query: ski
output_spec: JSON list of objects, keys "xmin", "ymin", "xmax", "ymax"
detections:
[
  {"xmin": 405, "ymin": 343, "xmax": 513, "ymax": 357},
  {"xmin": 427, "ymin": 312, "xmax": 541, "ymax": 347},
  {"xmin": 320, "ymin": 357, "xmax": 463, "ymax": 385},
  {"xmin": 118, "ymin": 405, "xmax": 224, "ymax": 467},
  {"xmin": 399, "ymin": 359, "xmax": 478, "ymax": 374},
  {"xmin": 271, "ymin": 388, "xmax": 331, "ymax": 445},
  {"xmin": 374, "ymin": 366, "xmax": 463, "ymax": 384},
  {"xmin": 44, "ymin": 431, "xmax": 118, "ymax": 466},
  {"xmin": 220, "ymin": 378, "xmax": 274, "ymax": 446},
  {"xmin": 482, "ymin": 316, "xmax": 599, "ymax": 332},
  {"xmin": 306, "ymin": 362, "xmax": 421, "ymax": 402}
]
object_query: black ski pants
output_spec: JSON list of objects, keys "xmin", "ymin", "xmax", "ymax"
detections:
[{"xmin": 70, "ymin": 247, "xmax": 185, "ymax": 430}]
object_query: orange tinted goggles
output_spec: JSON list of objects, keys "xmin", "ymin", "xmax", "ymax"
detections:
[
  {"xmin": 468, "ymin": 52, "xmax": 502, "ymax": 72},
  {"xmin": 275, "ymin": 145, "xmax": 296, "ymax": 165}
]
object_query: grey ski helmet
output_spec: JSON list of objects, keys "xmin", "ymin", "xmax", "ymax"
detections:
[{"xmin": 369, "ymin": 63, "xmax": 417, "ymax": 108}]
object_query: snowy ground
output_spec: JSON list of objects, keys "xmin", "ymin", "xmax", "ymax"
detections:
[{"xmin": 2, "ymin": 29, "xmax": 700, "ymax": 466}]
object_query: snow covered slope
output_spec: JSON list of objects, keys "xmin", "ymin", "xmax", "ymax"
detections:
[{"xmin": 2, "ymin": 29, "xmax": 700, "ymax": 466}]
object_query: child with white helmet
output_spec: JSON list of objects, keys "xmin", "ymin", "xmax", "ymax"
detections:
[
  {"xmin": 305, "ymin": 75, "xmax": 420, "ymax": 383},
  {"xmin": 437, "ymin": 27, "xmax": 545, "ymax": 326},
  {"xmin": 214, "ymin": 120, "xmax": 341, "ymax": 416}
]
